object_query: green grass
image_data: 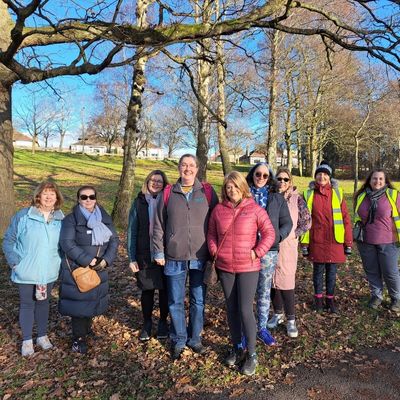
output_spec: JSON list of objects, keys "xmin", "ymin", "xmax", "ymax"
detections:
[{"xmin": 1, "ymin": 149, "xmax": 399, "ymax": 399}]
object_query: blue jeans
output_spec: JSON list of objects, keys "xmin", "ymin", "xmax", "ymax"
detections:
[
  {"xmin": 166, "ymin": 268, "xmax": 206, "ymax": 349},
  {"xmin": 313, "ymin": 263, "xmax": 337, "ymax": 295},
  {"xmin": 256, "ymin": 251, "xmax": 278, "ymax": 331}
]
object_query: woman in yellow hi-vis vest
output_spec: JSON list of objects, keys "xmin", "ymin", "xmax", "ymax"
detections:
[
  {"xmin": 301, "ymin": 161, "xmax": 352, "ymax": 313},
  {"xmin": 353, "ymin": 169, "xmax": 400, "ymax": 312}
]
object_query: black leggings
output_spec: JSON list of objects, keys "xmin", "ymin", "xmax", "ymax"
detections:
[
  {"xmin": 218, "ymin": 270, "xmax": 259, "ymax": 355},
  {"xmin": 71, "ymin": 317, "xmax": 92, "ymax": 339},
  {"xmin": 141, "ymin": 289, "xmax": 169, "ymax": 322},
  {"xmin": 271, "ymin": 288, "xmax": 295, "ymax": 320}
]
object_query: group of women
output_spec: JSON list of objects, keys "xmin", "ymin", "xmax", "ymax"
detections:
[{"xmin": 3, "ymin": 162, "xmax": 400, "ymax": 376}]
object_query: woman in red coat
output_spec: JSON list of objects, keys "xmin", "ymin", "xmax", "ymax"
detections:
[
  {"xmin": 207, "ymin": 171, "xmax": 275, "ymax": 376},
  {"xmin": 301, "ymin": 162, "xmax": 352, "ymax": 313}
]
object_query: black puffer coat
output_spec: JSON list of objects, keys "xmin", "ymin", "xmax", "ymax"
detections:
[{"xmin": 58, "ymin": 205, "xmax": 119, "ymax": 317}]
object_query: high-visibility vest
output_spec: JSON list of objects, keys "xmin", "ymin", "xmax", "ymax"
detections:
[
  {"xmin": 354, "ymin": 188, "xmax": 400, "ymax": 242},
  {"xmin": 300, "ymin": 186, "xmax": 345, "ymax": 244}
]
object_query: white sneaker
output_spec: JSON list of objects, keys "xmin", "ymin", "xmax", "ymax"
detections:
[
  {"xmin": 21, "ymin": 339, "xmax": 34, "ymax": 356},
  {"xmin": 37, "ymin": 335, "xmax": 53, "ymax": 350},
  {"xmin": 267, "ymin": 313, "xmax": 285, "ymax": 329},
  {"xmin": 286, "ymin": 320, "xmax": 298, "ymax": 338}
]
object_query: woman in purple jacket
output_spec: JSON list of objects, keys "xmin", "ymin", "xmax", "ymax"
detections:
[{"xmin": 354, "ymin": 169, "xmax": 400, "ymax": 312}]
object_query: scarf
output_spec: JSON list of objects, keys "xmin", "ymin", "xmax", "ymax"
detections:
[
  {"xmin": 365, "ymin": 186, "xmax": 387, "ymax": 224},
  {"xmin": 79, "ymin": 204, "xmax": 113, "ymax": 245},
  {"xmin": 145, "ymin": 193, "xmax": 158, "ymax": 260},
  {"xmin": 250, "ymin": 185, "xmax": 269, "ymax": 208}
]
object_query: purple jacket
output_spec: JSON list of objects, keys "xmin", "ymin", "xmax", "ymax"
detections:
[{"xmin": 357, "ymin": 193, "xmax": 400, "ymax": 244}]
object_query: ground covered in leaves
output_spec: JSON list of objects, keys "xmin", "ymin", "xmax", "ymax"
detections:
[{"xmin": 1, "ymin": 236, "xmax": 400, "ymax": 399}]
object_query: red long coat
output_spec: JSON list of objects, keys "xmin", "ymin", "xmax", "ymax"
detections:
[
  {"xmin": 207, "ymin": 198, "xmax": 275, "ymax": 273},
  {"xmin": 307, "ymin": 181, "xmax": 352, "ymax": 264}
]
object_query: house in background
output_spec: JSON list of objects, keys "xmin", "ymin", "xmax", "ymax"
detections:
[
  {"xmin": 13, "ymin": 131, "xmax": 39, "ymax": 148},
  {"xmin": 70, "ymin": 137, "xmax": 123, "ymax": 155},
  {"xmin": 209, "ymin": 150, "xmax": 242, "ymax": 164},
  {"xmin": 137, "ymin": 143, "xmax": 165, "ymax": 160},
  {"xmin": 239, "ymin": 149, "xmax": 267, "ymax": 165}
]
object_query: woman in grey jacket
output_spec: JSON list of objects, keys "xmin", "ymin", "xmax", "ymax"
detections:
[{"xmin": 59, "ymin": 185, "xmax": 118, "ymax": 354}]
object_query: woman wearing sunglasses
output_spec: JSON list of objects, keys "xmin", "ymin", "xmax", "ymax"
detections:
[
  {"xmin": 128, "ymin": 170, "xmax": 169, "ymax": 341},
  {"xmin": 245, "ymin": 163, "xmax": 292, "ymax": 346},
  {"xmin": 267, "ymin": 167, "xmax": 311, "ymax": 338},
  {"xmin": 59, "ymin": 185, "xmax": 119, "ymax": 354}
]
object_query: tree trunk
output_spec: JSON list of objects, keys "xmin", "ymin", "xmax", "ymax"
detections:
[
  {"xmin": 354, "ymin": 136, "xmax": 359, "ymax": 193},
  {"xmin": 215, "ymin": 2, "xmax": 231, "ymax": 176},
  {"xmin": 266, "ymin": 31, "xmax": 280, "ymax": 170},
  {"xmin": 59, "ymin": 132, "xmax": 65, "ymax": 151},
  {"xmin": 195, "ymin": 1, "xmax": 212, "ymax": 182},
  {"xmin": 0, "ymin": 80, "xmax": 15, "ymax": 236},
  {"xmin": 111, "ymin": 0, "xmax": 150, "ymax": 228}
]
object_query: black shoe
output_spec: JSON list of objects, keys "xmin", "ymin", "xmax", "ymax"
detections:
[
  {"xmin": 139, "ymin": 320, "xmax": 152, "ymax": 341},
  {"xmin": 156, "ymin": 320, "xmax": 169, "ymax": 340},
  {"xmin": 171, "ymin": 346, "xmax": 184, "ymax": 360},
  {"xmin": 241, "ymin": 353, "xmax": 258, "ymax": 376},
  {"xmin": 188, "ymin": 342, "xmax": 207, "ymax": 355},
  {"xmin": 224, "ymin": 346, "xmax": 245, "ymax": 367},
  {"xmin": 72, "ymin": 337, "xmax": 88, "ymax": 354}
]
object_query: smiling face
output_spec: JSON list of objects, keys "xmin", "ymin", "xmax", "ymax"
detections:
[
  {"xmin": 225, "ymin": 180, "xmax": 243, "ymax": 204},
  {"xmin": 253, "ymin": 165, "xmax": 270, "ymax": 189},
  {"xmin": 147, "ymin": 174, "xmax": 164, "ymax": 195},
  {"xmin": 315, "ymin": 172, "xmax": 330, "ymax": 187},
  {"xmin": 276, "ymin": 172, "xmax": 291, "ymax": 194},
  {"xmin": 178, "ymin": 156, "xmax": 198, "ymax": 186},
  {"xmin": 78, "ymin": 189, "xmax": 97, "ymax": 212},
  {"xmin": 370, "ymin": 171, "xmax": 386, "ymax": 191},
  {"xmin": 38, "ymin": 189, "xmax": 57, "ymax": 211}
]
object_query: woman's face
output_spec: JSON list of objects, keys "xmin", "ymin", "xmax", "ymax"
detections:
[
  {"xmin": 276, "ymin": 172, "xmax": 291, "ymax": 193},
  {"xmin": 315, "ymin": 172, "xmax": 330, "ymax": 187},
  {"xmin": 78, "ymin": 189, "xmax": 97, "ymax": 212},
  {"xmin": 39, "ymin": 189, "xmax": 57, "ymax": 210},
  {"xmin": 225, "ymin": 180, "xmax": 242, "ymax": 204},
  {"xmin": 147, "ymin": 174, "xmax": 164, "ymax": 195},
  {"xmin": 370, "ymin": 171, "xmax": 386, "ymax": 191},
  {"xmin": 253, "ymin": 165, "xmax": 269, "ymax": 189}
]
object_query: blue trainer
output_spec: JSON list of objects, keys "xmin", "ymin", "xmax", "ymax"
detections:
[
  {"xmin": 240, "ymin": 335, "xmax": 247, "ymax": 349},
  {"xmin": 257, "ymin": 328, "xmax": 276, "ymax": 346}
]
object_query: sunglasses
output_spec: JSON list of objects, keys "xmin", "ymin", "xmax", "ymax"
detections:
[
  {"xmin": 255, "ymin": 171, "xmax": 269, "ymax": 179},
  {"xmin": 277, "ymin": 177, "xmax": 290, "ymax": 182},
  {"xmin": 79, "ymin": 194, "xmax": 96, "ymax": 200},
  {"xmin": 149, "ymin": 179, "xmax": 164, "ymax": 185}
]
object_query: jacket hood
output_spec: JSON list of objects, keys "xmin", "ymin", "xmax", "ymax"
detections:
[
  {"xmin": 28, "ymin": 206, "xmax": 64, "ymax": 221},
  {"xmin": 221, "ymin": 197, "xmax": 256, "ymax": 209}
]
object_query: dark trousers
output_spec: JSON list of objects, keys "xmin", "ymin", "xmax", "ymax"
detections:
[
  {"xmin": 271, "ymin": 288, "xmax": 295, "ymax": 320},
  {"xmin": 17, "ymin": 283, "xmax": 54, "ymax": 341},
  {"xmin": 71, "ymin": 317, "xmax": 92, "ymax": 339},
  {"xmin": 218, "ymin": 270, "xmax": 259, "ymax": 355},
  {"xmin": 141, "ymin": 288, "xmax": 169, "ymax": 322},
  {"xmin": 313, "ymin": 263, "xmax": 337, "ymax": 295}
]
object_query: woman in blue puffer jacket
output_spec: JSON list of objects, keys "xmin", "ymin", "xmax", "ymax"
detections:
[{"xmin": 3, "ymin": 181, "xmax": 64, "ymax": 357}]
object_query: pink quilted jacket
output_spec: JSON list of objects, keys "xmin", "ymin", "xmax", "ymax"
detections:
[{"xmin": 207, "ymin": 198, "xmax": 275, "ymax": 273}]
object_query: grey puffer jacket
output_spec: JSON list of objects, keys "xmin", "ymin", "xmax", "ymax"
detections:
[{"xmin": 153, "ymin": 178, "xmax": 218, "ymax": 261}]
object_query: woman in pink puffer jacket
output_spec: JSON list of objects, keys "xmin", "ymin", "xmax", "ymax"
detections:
[{"xmin": 207, "ymin": 171, "xmax": 275, "ymax": 376}]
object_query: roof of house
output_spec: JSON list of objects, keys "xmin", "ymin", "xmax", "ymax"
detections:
[{"xmin": 13, "ymin": 131, "xmax": 32, "ymax": 141}]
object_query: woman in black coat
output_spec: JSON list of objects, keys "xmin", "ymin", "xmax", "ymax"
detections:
[
  {"xmin": 59, "ymin": 185, "xmax": 118, "ymax": 354},
  {"xmin": 127, "ymin": 170, "xmax": 169, "ymax": 341}
]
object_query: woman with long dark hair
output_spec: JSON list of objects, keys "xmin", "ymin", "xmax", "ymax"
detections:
[{"xmin": 353, "ymin": 169, "xmax": 400, "ymax": 312}]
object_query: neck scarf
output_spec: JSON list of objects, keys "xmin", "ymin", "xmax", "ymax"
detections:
[
  {"xmin": 250, "ymin": 185, "xmax": 269, "ymax": 208},
  {"xmin": 365, "ymin": 186, "xmax": 387, "ymax": 224},
  {"xmin": 145, "ymin": 193, "xmax": 158, "ymax": 259},
  {"xmin": 79, "ymin": 204, "xmax": 113, "ymax": 245}
]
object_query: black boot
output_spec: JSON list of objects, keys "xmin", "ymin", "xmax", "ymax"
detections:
[
  {"xmin": 314, "ymin": 296, "xmax": 323, "ymax": 312},
  {"xmin": 139, "ymin": 319, "xmax": 152, "ymax": 341},
  {"xmin": 326, "ymin": 296, "xmax": 337, "ymax": 313}
]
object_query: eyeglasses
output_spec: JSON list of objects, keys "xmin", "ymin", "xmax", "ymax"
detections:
[
  {"xmin": 149, "ymin": 179, "xmax": 163, "ymax": 185},
  {"xmin": 255, "ymin": 171, "xmax": 269, "ymax": 179},
  {"xmin": 79, "ymin": 194, "xmax": 96, "ymax": 200},
  {"xmin": 277, "ymin": 177, "xmax": 290, "ymax": 182}
]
